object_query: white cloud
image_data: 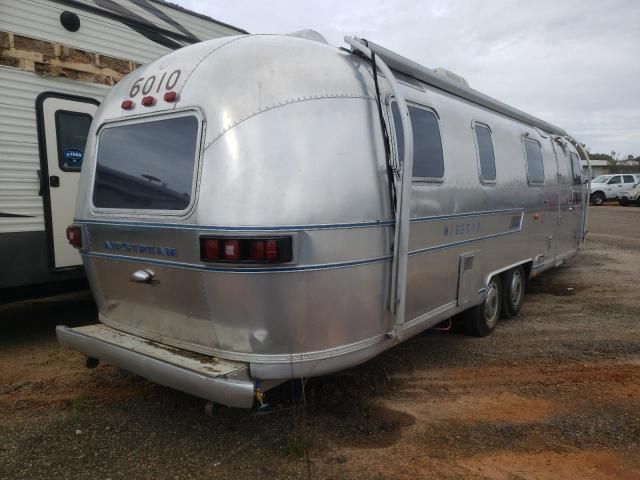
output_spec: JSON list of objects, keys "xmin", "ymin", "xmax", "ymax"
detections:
[{"xmin": 177, "ymin": 0, "xmax": 640, "ymax": 155}]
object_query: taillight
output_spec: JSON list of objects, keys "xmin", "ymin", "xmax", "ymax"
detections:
[
  {"xmin": 201, "ymin": 239, "xmax": 220, "ymax": 260},
  {"xmin": 223, "ymin": 239, "xmax": 241, "ymax": 261},
  {"xmin": 66, "ymin": 225, "xmax": 82, "ymax": 248},
  {"xmin": 200, "ymin": 237, "xmax": 292, "ymax": 263}
]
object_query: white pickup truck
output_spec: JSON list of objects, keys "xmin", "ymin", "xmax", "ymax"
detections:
[{"xmin": 590, "ymin": 174, "xmax": 640, "ymax": 205}]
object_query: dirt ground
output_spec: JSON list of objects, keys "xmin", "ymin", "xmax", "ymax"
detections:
[{"xmin": 1, "ymin": 205, "xmax": 639, "ymax": 480}]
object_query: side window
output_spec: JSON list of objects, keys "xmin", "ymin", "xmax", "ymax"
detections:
[
  {"xmin": 569, "ymin": 152, "xmax": 582, "ymax": 186},
  {"xmin": 391, "ymin": 102, "xmax": 445, "ymax": 180},
  {"xmin": 523, "ymin": 138, "xmax": 545, "ymax": 185},
  {"xmin": 474, "ymin": 123, "xmax": 496, "ymax": 182},
  {"xmin": 623, "ymin": 175, "xmax": 635, "ymax": 183},
  {"xmin": 607, "ymin": 175, "xmax": 621, "ymax": 184},
  {"xmin": 55, "ymin": 110, "xmax": 93, "ymax": 171}
]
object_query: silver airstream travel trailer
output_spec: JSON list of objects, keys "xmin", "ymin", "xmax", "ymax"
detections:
[
  {"xmin": 57, "ymin": 32, "xmax": 591, "ymax": 408},
  {"xmin": 0, "ymin": 0, "xmax": 245, "ymax": 291}
]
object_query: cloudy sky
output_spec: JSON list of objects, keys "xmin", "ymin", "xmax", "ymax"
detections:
[{"xmin": 176, "ymin": 0, "xmax": 639, "ymax": 157}]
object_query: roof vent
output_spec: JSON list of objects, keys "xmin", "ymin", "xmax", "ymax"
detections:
[
  {"xmin": 287, "ymin": 29, "xmax": 328, "ymax": 44},
  {"xmin": 431, "ymin": 67, "xmax": 469, "ymax": 87}
]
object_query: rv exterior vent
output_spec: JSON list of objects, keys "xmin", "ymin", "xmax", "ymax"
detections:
[
  {"xmin": 287, "ymin": 29, "xmax": 328, "ymax": 44},
  {"xmin": 431, "ymin": 68, "xmax": 469, "ymax": 87}
]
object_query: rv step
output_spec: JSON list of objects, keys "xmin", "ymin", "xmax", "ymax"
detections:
[{"xmin": 56, "ymin": 324, "xmax": 256, "ymax": 408}]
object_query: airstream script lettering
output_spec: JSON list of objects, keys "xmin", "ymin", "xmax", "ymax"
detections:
[
  {"xmin": 443, "ymin": 221, "xmax": 481, "ymax": 237},
  {"xmin": 104, "ymin": 241, "xmax": 177, "ymax": 257}
]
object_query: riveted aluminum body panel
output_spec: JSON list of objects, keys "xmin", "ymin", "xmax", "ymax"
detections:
[{"xmin": 70, "ymin": 34, "xmax": 587, "ymax": 392}]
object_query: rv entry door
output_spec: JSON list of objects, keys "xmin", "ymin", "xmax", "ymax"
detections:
[{"xmin": 37, "ymin": 93, "xmax": 98, "ymax": 270}]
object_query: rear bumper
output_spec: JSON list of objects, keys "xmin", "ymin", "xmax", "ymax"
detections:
[{"xmin": 56, "ymin": 324, "xmax": 256, "ymax": 408}]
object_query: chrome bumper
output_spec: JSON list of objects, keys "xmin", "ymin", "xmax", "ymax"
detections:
[{"xmin": 56, "ymin": 324, "xmax": 256, "ymax": 408}]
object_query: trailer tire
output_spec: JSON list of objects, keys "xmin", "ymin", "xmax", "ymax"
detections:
[
  {"xmin": 501, "ymin": 266, "xmax": 525, "ymax": 318},
  {"xmin": 463, "ymin": 276, "xmax": 502, "ymax": 337},
  {"xmin": 591, "ymin": 192, "xmax": 605, "ymax": 206}
]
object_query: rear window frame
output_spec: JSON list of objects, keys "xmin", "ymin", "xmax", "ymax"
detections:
[{"xmin": 90, "ymin": 108, "xmax": 204, "ymax": 218}]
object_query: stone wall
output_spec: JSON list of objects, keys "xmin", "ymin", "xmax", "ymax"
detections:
[{"xmin": 0, "ymin": 31, "xmax": 142, "ymax": 86}]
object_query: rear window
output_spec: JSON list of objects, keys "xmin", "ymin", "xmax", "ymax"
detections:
[{"xmin": 93, "ymin": 115, "xmax": 199, "ymax": 211}]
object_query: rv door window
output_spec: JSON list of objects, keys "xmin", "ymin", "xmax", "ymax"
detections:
[
  {"xmin": 569, "ymin": 152, "xmax": 582, "ymax": 186},
  {"xmin": 474, "ymin": 123, "xmax": 496, "ymax": 182},
  {"xmin": 55, "ymin": 111, "xmax": 93, "ymax": 172},
  {"xmin": 93, "ymin": 114, "xmax": 199, "ymax": 211},
  {"xmin": 523, "ymin": 138, "xmax": 545, "ymax": 185},
  {"xmin": 391, "ymin": 102, "xmax": 444, "ymax": 180}
]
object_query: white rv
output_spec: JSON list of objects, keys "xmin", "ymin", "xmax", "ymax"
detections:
[
  {"xmin": 0, "ymin": 0, "xmax": 244, "ymax": 290},
  {"xmin": 57, "ymin": 33, "xmax": 592, "ymax": 408}
]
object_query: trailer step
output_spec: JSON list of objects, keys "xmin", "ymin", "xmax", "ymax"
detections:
[{"xmin": 56, "ymin": 324, "xmax": 256, "ymax": 408}]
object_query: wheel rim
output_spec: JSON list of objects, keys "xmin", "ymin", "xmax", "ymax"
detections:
[
  {"xmin": 510, "ymin": 270, "xmax": 523, "ymax": 306},
  {"xmin": 595, "ymin": 195, "xmax": 603, "ymax": 205},
  {"xmin": 484, "ymin": 282, "xmax": 499, "ymax": 328}
]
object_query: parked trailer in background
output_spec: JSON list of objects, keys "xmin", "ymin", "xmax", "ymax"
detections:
[
  {"xmin": 0, "ymin": 0, "xmax": 245, "ymax": 291},
  {"xmin": 57, "ymin": 32, "xmax": 591, "ymax": 408}
]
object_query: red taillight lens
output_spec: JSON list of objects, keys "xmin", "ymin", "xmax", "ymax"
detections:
[
  {"xmin": 200, "ymin": 237, "xmax": 292, "ymax": 264},
  {"xmin": 249, "ymin": 240, "xmax": 265, "ymax": 261},
  {"xmin": 121, "ymin": 99, "xmax": 134, "ymax": 110},
  {"xmin": 141, "ymin": 95, "xmax": 155, "ymax": 106},
  {"xmin": 164, "ymin": 91, "xmax": 178, "ymax": 102},
  {"xmin": 66, "ymin": 226, "xmax": 82, "ymax": 248},
  {"xmin": 266, "ymin": 240, "xmax": 278, "ymax": 261},
  {"xmin": 201, "ymin": 239, "xmax": 220, "ymax": 261}
]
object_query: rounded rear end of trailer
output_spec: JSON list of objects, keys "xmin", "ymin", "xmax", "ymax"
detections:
[{"xmin": 66, "ymin": 34, "xmax": 395, "ymax": 393}]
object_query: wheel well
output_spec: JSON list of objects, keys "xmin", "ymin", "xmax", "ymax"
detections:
[
  {"xmin": 522, "ymin": 262, "xmax": 532, "ymax": 280},
  {"xmin": 591, "ymin": 190, "xmax": 605, "ymax": 197},
  {"xmin": 487, "ymin": 261, "xmax": 533, "ymax": 286},
  {"xmin": 500, "ymin": 262, "xmax": 532, "ymax": 281}
]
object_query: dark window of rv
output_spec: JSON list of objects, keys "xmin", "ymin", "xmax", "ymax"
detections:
[
  {"xmin": 569, "ymin": 153, "xmax": 582, "ymax": 186},
  {"xmin": 523, "ymin": 138, "xmax": 545, "ymax": 185},
  {"xmin": 93, "ymin": 115, "xmax": 199, "ymax": 211},
  {"xmin": 391, "ymin": 102, "xmax": 444, "ymax": 180},
  {"xmin": 55, "ymin": 111, "xmax": 93, "ymax": 172},
  {"xmin": 474, "ymin": 123, "xmax": 496, "ymax": 182}
]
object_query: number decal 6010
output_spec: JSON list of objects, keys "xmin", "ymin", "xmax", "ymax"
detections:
[{"xmin": 129, "ymin": 69, "xmax": 181, "ymax": 97}]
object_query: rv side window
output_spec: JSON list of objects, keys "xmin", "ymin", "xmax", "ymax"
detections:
[
  {"xmin": 391, "ymin": 102, "xmax": 444, "ymax": 180},
  {"xmin": 523, "ymin": 138, "xmax": 545, "ymax": 185},
  {"xmin": 474, "ymin": 123, "xmax": 496, "ymax": 183},
  {"xmin": 55, "ymin": 111, "xmax": 93, "ymax": 172},
  {"xmin": 569, "ymin": 153, "xmax": 582, "ymax": 186},
  {"xmin": 93, "ymin": 114, "xmax": 200, "ymax": 211}
]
